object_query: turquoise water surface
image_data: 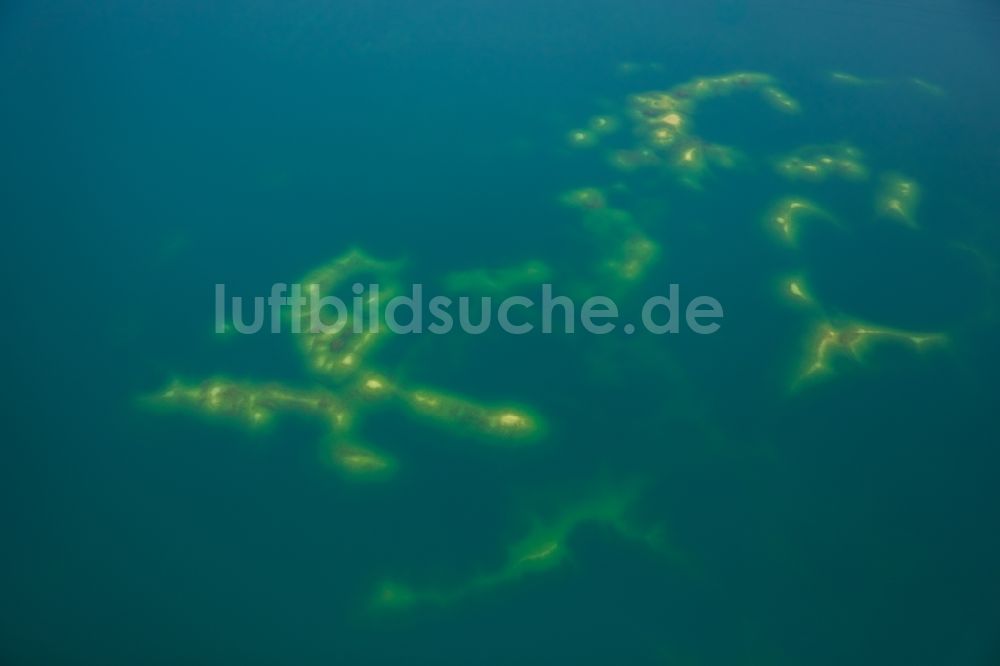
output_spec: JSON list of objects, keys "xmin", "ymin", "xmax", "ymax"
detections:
[{"xmin": 3, "ymin": 1, "xmax": 1000, "ymax": 664}]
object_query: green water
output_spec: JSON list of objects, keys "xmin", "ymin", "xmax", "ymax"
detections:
[{"xmin": 3, "ymin": 1, "xmax": 1000, "ymax": 664}]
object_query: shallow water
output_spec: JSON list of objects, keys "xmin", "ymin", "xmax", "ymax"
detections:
[{"xmin": 3, "ymin": 1, "xmax": 1000, "ymax": 664}]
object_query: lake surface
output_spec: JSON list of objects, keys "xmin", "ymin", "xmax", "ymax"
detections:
[{"xmin": 2, "ymin": 1, "xmax": 1000, "ymax": 664}]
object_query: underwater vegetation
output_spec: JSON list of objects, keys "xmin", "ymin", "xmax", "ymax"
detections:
[
  {"xmin": 443, "ymin": 260, "xmax": 553, "ymax": 297},
  {"xmin": 796, "ymin": 321, "xmax": 946, "ymax": 384},
  {"xmin": 558, "ymin": 70, "xmax": 960, "ymax": 396},
  {"xmin": 554, "ymin": 185, "xmax": 663, "ymax": 294},
  {"xmin": 876, "ymin": 172, "xmax": 922, "ymax": 228},
  {"xmin": 140, "ymin": 65, "xmax": 992, "ymax": 620},
  {"xmin": 775, "ymin": 143, "xmax": 869, "ymax": 182},
  {"xmin": 765, "ymin": 197, "xmax": 838, "ymax": 245},
  {"xmin": 566, "ymin": 71, "xmax": 800, "ymax": 189},
  {"xmin": 828, "ymin": 70, "xmax": 947, "ymax": 96},
  {"xmin": 775, "ymin": 271, "xmax": 949, "ymax": 391},
  {"xmin": 148, "ymin": 248, "xmax": 547, "ymax": 483},
  {"xmin": 371, "ymin": 485, "xmax": 673, "ymax": 611}
]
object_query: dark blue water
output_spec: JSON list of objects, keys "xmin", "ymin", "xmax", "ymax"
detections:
[{"xmin": 3, "ymin": 1, "xmax": 1000, "ymax": 664}]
